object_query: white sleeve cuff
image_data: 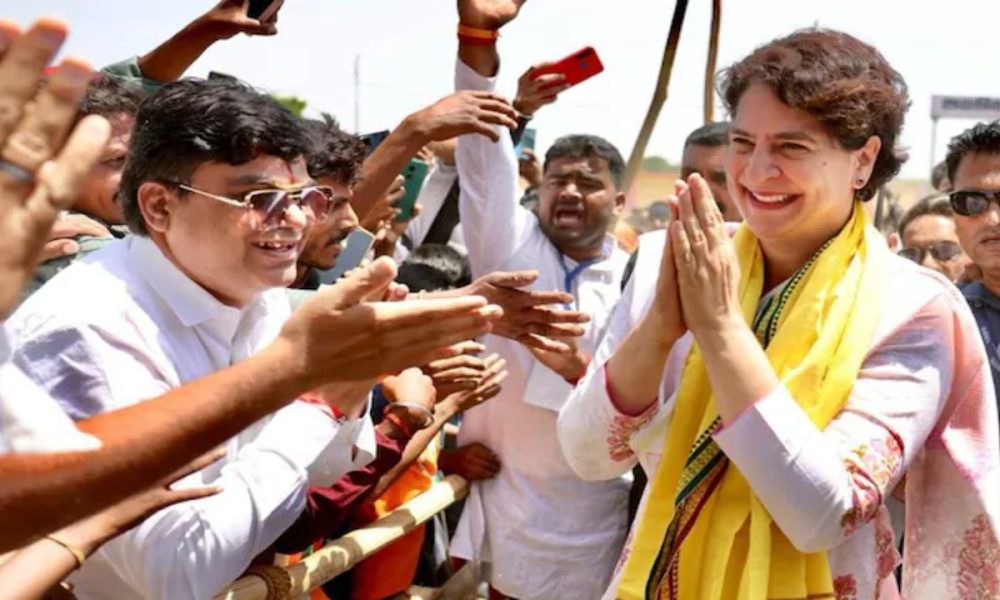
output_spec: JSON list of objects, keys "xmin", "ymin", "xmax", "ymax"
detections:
[
  {"xmin": 455, "ymin": 57, "xmax": 499, "ymax": 92},
  {"xmin": 712, "ymin": 385, "xmax": 847, "ymax": 552}
]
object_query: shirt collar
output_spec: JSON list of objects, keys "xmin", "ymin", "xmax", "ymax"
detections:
[
  {"xmin": 127, "ymin": 236, "xmax": 255, "ymax": 328},
  {"xmin": 580, "ymin": 234, "xmax": 620, "ymax": 273},
  {"xmin": 962, "ymin": 281, "xmax": 1000, "ymax": 313}
]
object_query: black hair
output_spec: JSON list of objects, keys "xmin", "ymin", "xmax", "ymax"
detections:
[
  {"xmin": 684, "ymin": 122, "xmax": 730, "ymax": 148},
  {"xmin": 79, "ymin": 75, "xmax": 145, "ymax": 120},
  {"xmin": 395, "ymin": 244, "xmax": 471, "ymax": 292},
  {"xmin": 544, "ymin": 134, "xmax": 625, "ymax": 189},
  {"xmin": 119, "ymin": 78, "xmax": 310, "ymax": 235},
  {"xmin": 945, "ymin": 121, "xmax": 1000, "ymax": 185},
  {"xmin": 898, "ymin": 193, "xmax": 952, "ymax": 238},
  {"xmin": 302, "ymin": 117, "xmax": 366, "ymax": 185},
  {"xmin": 931, "ymin": 160, "xmax": 950, "ymax": 192}
]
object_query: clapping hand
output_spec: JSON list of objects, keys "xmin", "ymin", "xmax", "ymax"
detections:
[{"xmin": 670, "ymin": 174, "xmax": 743, "ymax": 340}]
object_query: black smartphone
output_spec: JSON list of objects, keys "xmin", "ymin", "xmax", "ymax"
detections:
[
  {"xmin": 246, "ymin": 0, "xmax": 283, "ymax": 21},
  {"xmin": 359, "ymin": 130, "xmax": 390, "ymax": 158}
]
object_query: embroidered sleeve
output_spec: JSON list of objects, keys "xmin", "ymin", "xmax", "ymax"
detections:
[
  {"xmin": 838, "ymin": 420, "xmax": 904, "ymax": 536},
  {"xmin": 714, "ymin": 292, "xmax": 953, "ymax": 552}
]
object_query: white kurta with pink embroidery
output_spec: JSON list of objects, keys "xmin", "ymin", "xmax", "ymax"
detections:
[{"xmin": 558, "ymin": 230, "xmax": 1000, "ymax": 600}]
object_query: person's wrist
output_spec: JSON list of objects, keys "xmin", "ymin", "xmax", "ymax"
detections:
[
  {"xmin": 692, "ymin": 313, "xmax": 748, "ymax": 352},
  {"xmin": 379, "ymin": 413, "xmax": 413, "ymax": 440},
  {"xmin": 398, "ymin": 113, "xmax": 434, "ymax": 148},
  {"xmin": 435, "ymin": 395, "xmax": 463, "ymax": 420},
  {"xmin": 262, "ymin": 337, "xmax": 314, "ymax": 392},
  {"xmin": 388, "ymin": 403, "xmax": 435, "ymax": 432},
  {"xmin": 184, "ymin": 14, "xmax": 233, "ymax": 42},
  {"xmin": 512, "ymin": 98, "xmax": 536, "ymax": 116},
  {"xmin": 640, "ymin": 309, "xmax": 682, "ymax": 351},
  {"xmin": 54, "ymin": 520, "xmax": 109, "ymax": 558},
  {"xmin": 565, "ymin": 352, "xmax": 590, "ymax": 382}
]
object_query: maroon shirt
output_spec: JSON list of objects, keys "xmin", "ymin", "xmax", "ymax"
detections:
[{"xmin": 273, "ymin": 428, "xmax": 406, "ymax": 554}]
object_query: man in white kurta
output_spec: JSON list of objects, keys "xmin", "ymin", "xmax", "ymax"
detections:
[{"xmin": 449, "ymin": 56, "xmax": 631, "ymax": 599}]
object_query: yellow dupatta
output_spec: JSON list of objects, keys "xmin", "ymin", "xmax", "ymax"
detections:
[{"xmin": 616, "ymin": 203, "xmax": 886, "ymax": 599}]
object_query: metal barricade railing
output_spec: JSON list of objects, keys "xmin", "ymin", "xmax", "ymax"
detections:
[{"xmin": 214, "ymin": 475, "xmax": 470, "ymax": 600}]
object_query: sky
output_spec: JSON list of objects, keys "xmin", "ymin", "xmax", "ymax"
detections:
[{"xmin": 8, "ymin": 1, "xmax": 1000, "ymax": 181}]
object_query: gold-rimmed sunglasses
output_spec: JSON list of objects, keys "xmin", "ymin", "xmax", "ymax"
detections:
[{"xmin": 170, "ymin": 182, "xmax": 338, "ymax": 230}]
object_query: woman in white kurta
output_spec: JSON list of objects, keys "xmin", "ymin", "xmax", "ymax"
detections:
[{"xmin": 558, "ymin": 29, "xmax": 1000, "ymax": 600}]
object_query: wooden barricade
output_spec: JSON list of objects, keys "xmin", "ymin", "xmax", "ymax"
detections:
[{"xmin": 214, "ymin": 475, "xmax": 470, "ymax": 600}]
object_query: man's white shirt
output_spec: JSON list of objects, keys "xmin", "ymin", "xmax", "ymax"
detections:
[
  {"xmin": 0, "ymin": 326, "xmax": 99, "ymax": 454},
  {"xmin": 2, "ymin": 235, "xmax": 375, "ymax": 599},
  {"xmin": 449, "ymin": 58, "xmax": 632, "ymax": 600}
]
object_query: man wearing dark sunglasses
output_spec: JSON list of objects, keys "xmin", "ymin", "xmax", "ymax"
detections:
[
  {"xmin": 895, "ymin": 193, "xmax": 970, "ymax": 282},
  {"xmin": 946, "ymin": 120, "xmax": 1000, "ymax": 412}
]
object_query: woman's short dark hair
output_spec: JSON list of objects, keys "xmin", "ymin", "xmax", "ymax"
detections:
[
  {"xmin": 718, "ymin": 28, "xmax": 910, "ymax": 201},
  {"xmin": 119, "ymin": 78, "xmax": 310, "ymax": 235}
]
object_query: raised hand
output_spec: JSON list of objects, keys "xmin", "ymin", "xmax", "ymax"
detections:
[
  {"xmin": 458, "ymin": 0, "xmax": 527, "ymax": 30},
  {"xmin": 518, "ymin": 148, "xmax": 543, "ymax": 187},
  {"xmin": 442, "ymin": 352, "xmax": 508, "ymax": 414},
  {"xmin": 465, "ymin": 271, "xmax": 590, "ymax": 353},
  {"xmin": 422, "ymin": 341, "xmax": 490, "ymax": 399},
  {"xmin": 382, "ymin": 367, "xmax": 438, "ymax": 433},
  {"xmin": 194, "ymin": 0, "xmax": 281, "ymax": 39},
  {"xmin": 514, "ymin": 62, "xmax": 570, "ymax": 116},
  {"xmin": 670, "ymin": 173, "xmax": 742, "ymax": 341},
  {"xmin": 406, "ymin": 91, "xmax": 520, "ymax": 144},
  {"xmin": 642, "ymin": 182, "xmax": 687, "ymax": 343},
  {"xmin": 279, "ymin": 257, "xmax": 503, "ymax": 386},
  {"xmin": 439, "ymin": 442, "xmax": 501, "ymax": 481},
  {"xmin": 0, "ymin": 20, "xmax": 112, "ymax": 319},
  {"xmin": 528, "ymin": 334, "xmax": 588, "ymax": 382}
]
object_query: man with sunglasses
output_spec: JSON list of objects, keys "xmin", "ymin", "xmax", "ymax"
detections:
[
  {"xmin": 946, "ymin": 120, "xmax": 1000, "ymax": 412},
  {"xmin": 0, "ymin": 78, "xmax": 494, "ymax": 599},
  {"xmin": 896, "ymin": 193, "xmax": 970, "ymax": 282}
]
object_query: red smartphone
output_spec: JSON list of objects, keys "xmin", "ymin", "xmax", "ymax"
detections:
[{"xmin": 532, "ymin": 47, "xmax": 604, "ymax": 88}]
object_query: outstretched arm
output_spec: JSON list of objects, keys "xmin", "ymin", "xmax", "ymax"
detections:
[{"xmin": 136, "ymin": 0, "xmax": 280, "ymax": 83}]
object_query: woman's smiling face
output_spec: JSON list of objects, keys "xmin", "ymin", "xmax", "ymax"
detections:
[{"xmin": 726, "ymin": 83, "xmax": 880, "ymax": 251}]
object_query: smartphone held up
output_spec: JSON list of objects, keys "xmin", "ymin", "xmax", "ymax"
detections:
[
  {"xmin": 246, "ymin": 0, "xmax": 283, "ymax": 22},
  {"xmin": 533, "ymin": 47, "xmax": 604, "ymax": 89}
]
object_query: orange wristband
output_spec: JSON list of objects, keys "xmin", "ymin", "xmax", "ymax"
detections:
[{"xmin": 458, "ymin": 24, "xmax": 499, "ymax": 45}]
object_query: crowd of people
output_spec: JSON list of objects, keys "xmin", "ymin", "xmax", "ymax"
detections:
[{"xmin": 0, "ymin": 1, "xmax": 998, "ymax": 599}]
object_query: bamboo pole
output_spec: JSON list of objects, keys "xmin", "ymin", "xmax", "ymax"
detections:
[
  {"xmin": 215, "ymin": 475, "xmax": 470, "ymax": 600},
  {"xmin": 704, "ymin": 0, "xmax": 722, "ymax": 124},
  {"xmin": 622, "ymin": 0, "xmax": 691, "ymax": 193}
]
